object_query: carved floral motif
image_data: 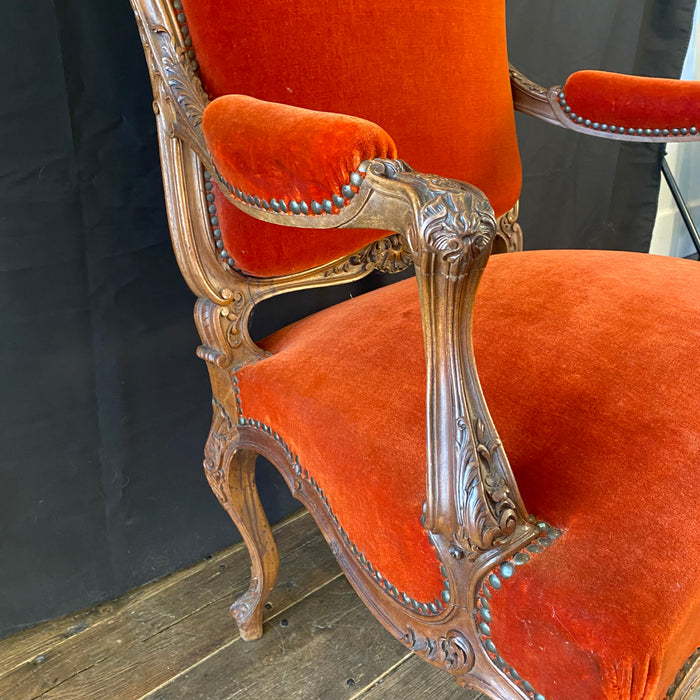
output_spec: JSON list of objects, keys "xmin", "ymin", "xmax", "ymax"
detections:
[
  {"xmin": 324, "ymin": 234, "xmax": 412, "ymax": 277},
  {"xmin": 203, "ymin": 398, "xmax": 237, "ymax": 505},
  {"xmin": 454, "ymin": 418, "xmax": 517, "ymax": 553},
  {"xmin": 367, "ymin": 160, "xmax": 497, "ymax": 267}
]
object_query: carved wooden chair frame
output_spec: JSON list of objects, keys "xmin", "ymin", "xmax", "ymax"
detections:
[{"xmin": 130, "ymin": 1, "xmax": 700, "ymax": 697}]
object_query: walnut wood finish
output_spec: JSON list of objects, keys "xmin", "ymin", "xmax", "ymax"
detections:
[
  {"xmin": 509, "ymin": 64, "xmax": 700, "ymax": 143},
  {"xmin": 668, "ymin": 651, "xmax": 700, "ymax": 700},
  {"xmin": 130, "ymin": 1, "xmax": 699, "ymax": 698},
  {"xmin": 203, "ymin": 410, "xmax": 279, "ymax": 641}
]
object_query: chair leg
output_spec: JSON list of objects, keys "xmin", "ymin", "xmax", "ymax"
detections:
[
  {"xmin": 226, "ymin": 448, "xmax": 279, "ymax": 640},
  {"xmin": 204, "ymin": 427, "xmax": 280, "ymax": 640}
]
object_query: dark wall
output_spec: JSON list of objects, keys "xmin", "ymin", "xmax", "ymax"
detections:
[
  {"xmin": 0, "ymin": 0, "xmax": 296, "ymax": 639},
  {"xmin": 0, "ymin": 0, "xmax": 693, "ymax": 639}
]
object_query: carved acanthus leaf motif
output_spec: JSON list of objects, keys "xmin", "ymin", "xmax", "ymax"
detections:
[
  {"xmin": 509, "ymin": 64, "xmax": 549, "ymax": 99},
  {"xmin": 454, "ymin": 417, "xmax": 517, "ymax": 553},
  {"xmin": 161, "ymin": 51, "xmax": 206, "ymax": 128},
  {"xmin": 324, "ymin": 234, "xmax": 412, "ymax": 278},
  {"xmin": 203, "ymin": 398, "xmax": 237, "ymax": 505},
  {"xmin": 221, "ymin": 289, "xmax": 248, "ymax": 349},
  {"xmin": 496, "ymin": 203, "xmax": 524, "ymax": 253},
  {"xmin": 403, "ymin": 627, "xmax": 475, "ymax": 672},
  {"xmin": 146, "ymin": 22, "xmax": 208, "ymax": 154},
  {"xmin": 231, "ymin": 576, "xmax": 262, "ymax": 625}
]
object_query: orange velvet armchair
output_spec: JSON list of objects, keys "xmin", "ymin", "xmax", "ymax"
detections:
[{"xmin": 130, "ymin": 0, "xmax": 700, "ymax": 698}]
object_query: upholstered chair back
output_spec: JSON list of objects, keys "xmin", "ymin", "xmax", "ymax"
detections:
[{"xmin": 177, "ymin": 0, "xmax": 522, "ymax": 276}]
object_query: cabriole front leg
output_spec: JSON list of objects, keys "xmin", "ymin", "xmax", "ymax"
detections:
[{"xmin": 203, "ymin": 401, "xmax": 279, "ymax": 641}]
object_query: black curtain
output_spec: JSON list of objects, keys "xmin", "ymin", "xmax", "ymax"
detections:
[{"xmin": 0, "ymin": 0, "xmax": 693, "ymax": 639}]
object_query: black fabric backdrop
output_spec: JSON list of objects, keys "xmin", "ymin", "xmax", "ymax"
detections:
[{"xmin": 0, "ymin": 0, "xmax": 693, "ymax": 638}]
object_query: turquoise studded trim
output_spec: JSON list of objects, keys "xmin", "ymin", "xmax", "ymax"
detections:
[
  {"xmin": 557, "ymin": 91, "xmax": 698, "ymax": 138},
  {"xmin": 202, "ymin": 162, "xmax": 367, "ymax": 270},
  {"xmin": 230, "ymin": 372, "xmax": 450, "ymax": 617},
  {"xmin": 171, "ymin": 1, "xmax": 202, "ymax": 80},
  {"xmin": 476, "ymin": 518, "xmax": 564, "ymax": 700},
  {"xmin": 203, "ymin": 168, "xmax": 239, "ymax": 269},
  {"xmin": 213, "ymin": 162, "xmax": 367, "ymax": 218}
]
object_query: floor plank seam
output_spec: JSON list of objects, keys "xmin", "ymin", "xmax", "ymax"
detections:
[
  {"xmin": 144, "ymin": 530, "xmax": 333, "ymax": 641},
  {"xmin": 349, "ymin": 651, "xmax": 415, "ymax": 699},
  {"xmin": 135, "ymin": 571, "xmax": 346, "ymax": 700},
  {"xmin": 31, "ymin": 659, "xmax": 101, "ymax": 700}
]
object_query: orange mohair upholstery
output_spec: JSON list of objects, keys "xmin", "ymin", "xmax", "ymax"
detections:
[
  {"xmin": 203, "ymin": 96, "xmax": 396, "ymax": 213},
  {"xmin": 179, "ymin": 0, "xmax": 522, "ymax": 277},
  {"xmin": 562, "ymin": 70, "xmax": 700, "ymax": 132},
  {"xmin": 235, "ymin": 250, "xmax": 700, "ymax": 700}
]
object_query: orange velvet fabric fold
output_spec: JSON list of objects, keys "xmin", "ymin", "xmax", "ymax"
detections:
[
  {"xmin": 563, "ymin": 70, "xmax": 700, "ymax": 130},
  {"xmin": 179, "ymin": 0, "xmax": 522, "ymax": 277},
  {"xmin": 236, "ymin": 250, "xmax": 700, "ymax": 699}
]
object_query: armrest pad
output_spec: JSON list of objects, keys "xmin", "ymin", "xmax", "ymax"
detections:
[
  {"xmin": 559, "ymin": 70, "xmax": 700, "ymax": 136},
  {"xmin": 202, "ymin": 95, "xmax": 397, "ymax": 216}
]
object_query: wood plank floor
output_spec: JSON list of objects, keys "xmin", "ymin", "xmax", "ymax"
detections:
[
  {"xmin": 0, "ymin": 510, "xmax": 480, "ymax": 700},
  {"xmin": 1, "ymin": 510, "xmax": 697, "ymax": 700}
]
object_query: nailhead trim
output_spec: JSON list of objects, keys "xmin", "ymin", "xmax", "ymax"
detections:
[
  {"xmin": 171, "ymin": 2, "xmax": 203, "ymax": 77},
  {"xmin": 475, "ymin": 516, "xmax": 564, "ymax": 700},
  {"xmin": 231, "ymin": 373, "xmax": 449, "ymax": 616},
  {"xmin": 213, "ymin": 162, "xmax": 367, "ymax": 218},
  {"xmin": 557, "ymin": 91, "xmax": 698, "ymax": 138},
  {"xmin": 174, "ymin": 6, "xmax": 237, "ymax": 271},
  {"xmin": 203, "ymin": 169, "xmax": 239, "ymax": 269}
]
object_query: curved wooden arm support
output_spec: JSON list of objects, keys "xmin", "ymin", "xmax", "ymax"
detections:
[
  {"xmin": 510, "ymin": 63, "xmax": 700, "ymax": 143},
  {"xmin": 509, "ymin": 65, "xmax": 561, "ymax": 126},
  {"xmin": 358, "ymin": 162, "xmax": 537, "ymax": 572}
]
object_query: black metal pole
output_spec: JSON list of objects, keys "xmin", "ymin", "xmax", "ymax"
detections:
[{"xmin": 661, "ymin": 156, "xmax": 700, "ymax": 258}]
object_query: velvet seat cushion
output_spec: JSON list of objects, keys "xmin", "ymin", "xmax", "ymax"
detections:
[{"xmin": 235, "ymin": 249, "xmax": 700, "ymax": 700}]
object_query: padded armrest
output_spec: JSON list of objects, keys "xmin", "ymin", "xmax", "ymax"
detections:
[
  {"xmin": 558, "ymin": 70, "xmax": 700, "ymax": 137},
  {"xmin": 202, "ymin": 95, "xmax": 397, "ymax": 217},
  {"xmin": 511, "ymin": 65, "xmax": 700, "ymax": 141}
]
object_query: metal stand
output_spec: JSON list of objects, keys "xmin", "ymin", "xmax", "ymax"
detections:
[{"xmin": 661, "ymin": 156, "xmax": 700, "ymax": 258}]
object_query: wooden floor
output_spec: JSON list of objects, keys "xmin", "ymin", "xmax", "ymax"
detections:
[
  {"xmin": 0, "ymin": 510, "xmax": 482, "ymax": 700},
  {"xmin": 2, "ymin": 511, "xmax": 698, "ymax": 700}
]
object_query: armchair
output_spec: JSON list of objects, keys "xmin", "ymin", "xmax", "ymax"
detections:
[{"xmin": 130, "ymin": 0, "xmax": 700, "ymax": 698}]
